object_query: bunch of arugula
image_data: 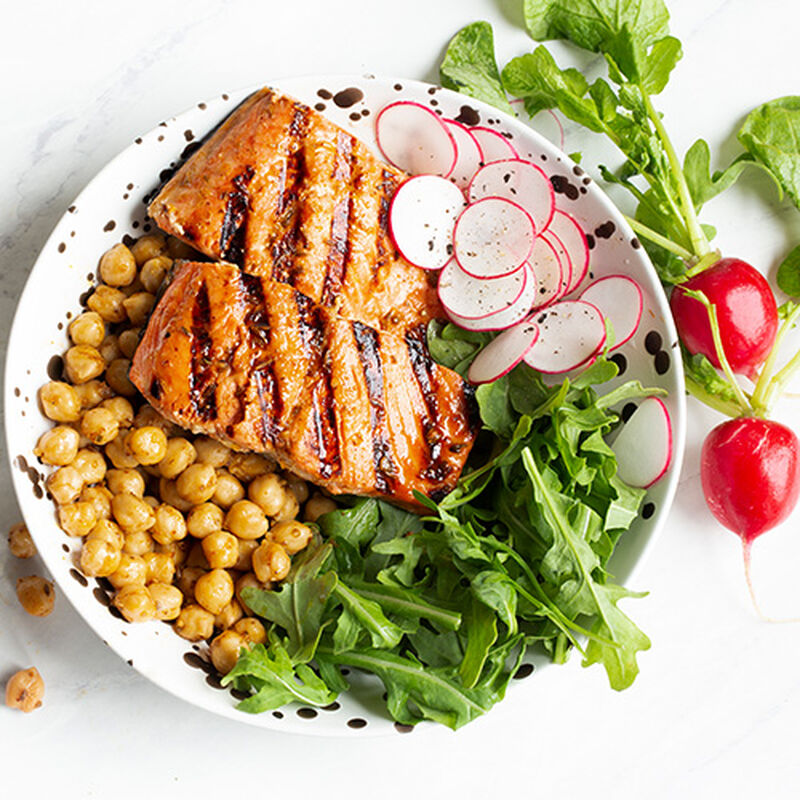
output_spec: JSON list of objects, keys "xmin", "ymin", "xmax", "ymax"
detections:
[{"xmin": 223, "ymin": 331, "xmax": 663, "ymax": 729}]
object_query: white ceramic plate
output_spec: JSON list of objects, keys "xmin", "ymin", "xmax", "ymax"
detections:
[{"xmin": 5, "ymin": 75, "xmax": 686, "ymax": 737}]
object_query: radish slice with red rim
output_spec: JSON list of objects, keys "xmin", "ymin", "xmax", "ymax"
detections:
[
  {"xmin": 438, "ymin": 258, "xmax": 528, "ymax": 320},
  {"xmin": 611, "ymin": 397, "xmax": 672, "ymax": 488},
  {"xmin": 453, "ymin": 197, "xmax": 535, "ymax": 279},
  {"xmin": 446, "ymin": 264, "xmax": 538, "ymax": 331},
  {"xmin": 468, "ymin": 159, "xmax": 555, "ymax": 234},
  {"xmin": 523, "ymin": 300, "xmax": 606, "ymax": 373},
  {"xmin": 467, "ymin": 322, "xmax": 540, "ymax": 384},
  {"xmin": 548, "ymin": 210, "xmax": 589, "ymax": 294},
  {"xmin": 470, "ymin": 127, "xmax": 519, "ymax": 163},
  {"xmin": 539, "ymin": 230, "xmax": 572, "ymax": 299},
  {"xmin": 376, "ymin": 101, "xmax": 458, "ymax": 177},
  {"xmin": 528, "ymin": 236, "xmax": 564, "ymax": 310},
  {"xmin": 579, "ymin": 275, "xmax": 643, "ymax": 350},
  {"xmin": 443, "ymin": 120, "xmax": 484, "ymax": 189},
  {"xmin": 389, "ymin": 175, "xmax": 466, "ymax": 270}
]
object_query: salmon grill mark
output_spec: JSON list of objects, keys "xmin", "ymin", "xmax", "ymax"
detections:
[
  {"xmin": 189, "ymin": 282, "xmax": 217, "ymax": 421},
  {"xmin": 239, "ymin": 272, "xmax": 271, "ymax": 348},
  {"xmin": 295, "ymin": 293, "xmax": 340, "ymax": 478},
  {"xmin": 352, "ymin": 321, "xmax": 397, "ymax": 493},
  {"xmin": 321, "ymin": 132, "xmax": 355, "ymax": 305},
  {"xmin": 374, "ymin": 169, "xmax": 397, "ymax": 283},
  {"xmin": 405, "ymin": 324, "xmax": 452, "ymax": 484},
  {"xmin": 253, "ymin": 365, "xmax": 282, "ymax": 445},
  {"xmin": 219, "ymin": 166, "xmax": 255, "ymax": 264},
  {"xmin": 150, "ymin": 378, "xmax": 161, "ymax": 401}
]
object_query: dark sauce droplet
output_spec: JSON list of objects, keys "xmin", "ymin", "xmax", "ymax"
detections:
[
  {"xmin": 297, "ymin": 707, "xmax": 318, "ymax": 719},
  {"xmin": 183, "ymin": 129, "xmax": 195, "ymax": 142},
  {"xmin": 272, "ymin": 711, "xmax": 284, "ymax": 719},
  {"xmin": 322, "ymin": 702, "xmax": 341, "ymax": 711},
  {"xmin": 642, "ymin": 502, "xmax": 656, "ymax": 520},
  {"xmin": 644, "ymin": 331, "xmax": 663, "ymax": 355},
  {"xmin": 631, "ymin": 237, "xmax": 642, "ymax": 249},
  {"xmin": 621, "ymin": 402, "xmax": 638, "ymax": 422},
  {"xmin": 205, "ymin": 673, "xmax": 224, "ymax": 690},
  {"xmin": 69, "ymin": 568, "xmax": 88, "ymax": 587},
  {"xmin": 654, "ymin": 350, "xmax": 671, "ymax": 375},
  {"xmin": 394, "ymin": 722, "xmax": 414, "ymax": 734},
  {"xmin": 594, "ymin": 221, "xmax": 616, "ymax": 239},
  {"xmin": 61, "ymin": 543, "xmax": 69, "ymax": 553},
  {"xmin": 314, "ymin": 103, "xmax": 326, "ymax": 112},
  {"xmin": 513, "ymin": 663, "xmax": 535, "ymax": 679},
  {"xmin": 333, "ymin": 87, "xmax": 364, "ymax": 108},
  {"xmin": 58, "ymin": 242, "xmax": 66, "ymax": 253},
  {"xmin": 347, "ymin": 717, "xmax": 367, "ymax": 729},
  {"xmin": 317, "ymin": 88, "xmax": 332, "ymax": 100},
  {"xmin": 103, "ymin": 220, "xmax": 116, "ymax": 232},
  {"xmin": 230, "ymin": 688, "xmax": 249, "ymax": 701},
  {"xmin": 47, "ymin": 355, "xmax": 64, "ymax": 381},
  {"xmin": 551, "ymin": 175, "xmax": 579, "ymax": 200},
  {"xmin": 585, "ymin": 233, "xmax": 596, "ymax": 250},
  {"xmin": 454, "ymin": 105, "xmax": 480, "ymax": 126},
  {"xmin": 610, "ymin": 352, "xmax": 628, "ymax": 375}
]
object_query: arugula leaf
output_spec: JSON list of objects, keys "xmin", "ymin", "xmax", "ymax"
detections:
[
  {"xmin": 777, "ymin": 244, "xmax": 800, "ymax": 297},
  {"xmin": 683, "ymin": 139, "xmax": 758, "ymax": 209},
  {"xmin": 332, "ymin": 580, "xmax": 404, "ymax": 650},
  {"xmin": 459, "ymin": 597, "xmax": 498, "ymax": 688},
  {"xmin": 440, "ymin": 21, "xmax": 514, "ymax": 114},
  {"xmin": 427, "ymin": 320, "xmax": 491, "ymax": 376}
]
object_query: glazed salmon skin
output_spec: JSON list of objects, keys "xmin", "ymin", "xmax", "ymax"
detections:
[
  {"xmin": 130, "ymin": 261, "xmax": 477, "ymax": 508},
  {"xmin": 148, "ymin": 88, "xmax": 442, "ymax": 334}
]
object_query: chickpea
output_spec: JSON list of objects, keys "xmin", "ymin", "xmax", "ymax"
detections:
[
  {"xmin": 186, "ymin": 502, "xmax": 224, "ymax": 539},
  {"xmin": 158, "ymin": 478, "xmax": 193, "ymax": 513},
  {"xmin": 143, "ymin": 551, "xmax": 175, "ymax": 585},
  {"xmin": 99, "ymin": 243, "xmax": 137, "ymax": 286},
  {"xmin": 156, "ymin": 539, "xmax": 189, "ymax": 568},
  {"xmin": 224, "ymin": 500, "xmax": 268, "ymax": 540},
  {"xmin": 133, "ymin": 405, "xmax": 177, "ymax": 436},
  {"xmin": 46, "ymin": 465, "xmax": 83, "ymax": 505},
  {"xmin": 80, "ymin": 538, "xmax": 122, "ymax": 577},
  {"xmin": 80, "ymin": 406, "xmax": 119, "ymax": 446},
  {"xmin": 140, "ymin": 255, "xmax": 171, "ymax": 292},
  {"xmin": 74, "ymin": 379, "xmax": 113, "ymax": 409},
  {"xmin": 117, "ymin": 328, "xmax": 141, "ymax": 360},
  {"xmin": 106, "ymin": 358, "xmax": 136, "ymax": 397},
  {"xmin": 87, "ymin": 519, "xmax": 124, "ymax": 550},
  {"xmin": 58, "ymin": 501, "xmax": 98, "ymax": 538},
  {"xmin": 113, "ymin": 584, "xmax": 156, "ymax": 623},
  {"xmin": 99, "ymin": 397, "xmax": 134, "ymax": 428},
  {"xmin": 174, "ymin": 603, "xmax": 215, "ymax": 641},
  {"xmin": 248, "ymin": 473, "xmax": 291, "ymax": 517},
  {"xmin": 105, "ymin": 432, "xmax": 139, "ymax": 469},
  {"xmin": 126, "ymin": 426, "xmax": 167, "ymax": 466},
  {"xmin": 194, "ymin": 568, "xmax": 234, "ymax": 615},
  {"xmin": 176, "ymin": 463, "xmax": 217, "ymax": 505},
  {"xmin": 122, "ymin": 292, "xmax": 155, "ymax": 327},
  {"xmin": 108, "ymin": 553, "xmax": 147, "ymax": 588},
  {"xmin": 123, "ymin": 530, "xmax": 155, "ymax": 556},
  {"xmin": 229, "ymin": 452, "xmax": 273, "ymax": 482},
  {"xmin": 81, "ymin": 486, "xmax": 113, "ymax": 521},
  {"xmin": 252, "ymin": 541, "xmax": 291, "ymax": 583},
  {"xmin": 121, "ymin": 276, "xmax": 146, "ymax": 297},
  {"xmin": 105, "ymin": 468, "xmax": 144, "ymax": 497},
  {"xmin": 202, "ymin": 531, "xmax": 239, "ymax": 570},
  {"xmin": 88, "ymin": 285, "xmax": 127, "ymax": 323},
  {"xmin": 112, "ymin": 493, "xmax": 155, "ymax": 534},
  {"xmin": 98, "ymin": 333, "xmax": 122, "ymax": 363},
  {"xmin": 154, "ymin": 438, "xmax": 194, "ymax": 480},
  {"xmin": 151, "ymin": 503, "xmax": 187, "ymax": 545},
  {"xmin": 131, "ymin": 233, "xmax": 166, "ymax": 265},
  {"xmin": 273, "ymin": 491, "xmax": 300, "ymax": 523},
  {"xmin": 176, "ymin": 566, "xmax": 205, "ymax": 601},
  {"xmin": 286, "ymin": 474, "xmax": 310, "ymax": 504},
  {"xmin": 72, "ymin": 449, "xmax": 107, "ymax": 485},
  {"xmin": 234, "ymin": 572, "xmax": 264, "ymax": 614},
  {"xmin": 193, "ymin": 437, "xmax": 230, "ymax": 468},
  {"xmin": 69, "ymin": 311, "xmax": 105, "ymax": 347},
  {"xmin": 233, "ymin": 538, "xmax": 259, "ymax": 572},
  {"xmin": 8, "ymin": 523, "xmax": 36, "ymax": 559},
  {"xmin": 34, "ymin": 425, "xmax": 80, "ymax": 466},
  {"xmin": 5, "ymin": 668, "xmax": 44, "ymax": 713},
  {"xmin": 233, "ymin": 616, "xmax": 267, "ymax": 646},
  {"xmin": 166, "ymin": 236, "xmax": 196, "ymax": 259},
  {"xmin": 215, "ymin": 598, "xmax": 244, "ymax": 630},
  {"xmin": 211, "ymin": 470, "xmax": 245, "ymax": 509},
  {"xmin": 304, "ymin": 493, "xmax": 338, "ymax": 522},
  {"xmin": 149, "ymin": 582, "xmax": 183, "ymax": 620},
  {"xmin": 210, "ymin": 630, "xmax": 247, "ymax": 675},
  {"xmin": 16, "ymin": 576, "xmax": 56, "ymax": 617},
  {"xmin": 270, "ymin": 520, "xmax": 313, "ymax": 555},
  {"xmin": 39, "ymin": 381, "xmax": 81, "ymax": 422}
]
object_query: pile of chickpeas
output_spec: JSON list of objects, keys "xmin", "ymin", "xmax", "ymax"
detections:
[{"xmin": 33, "ymin": 233, "xmax": 339, "ymax": 676}]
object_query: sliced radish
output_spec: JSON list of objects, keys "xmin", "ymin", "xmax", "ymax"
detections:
[
  {"xmin": 548, "ymin": 210, "xmax": 589, "ymax": 294},
  {"xmin": 580, "ymin": 275, "xmax": 643, "ymax": 350},
  {"xmin": 467, "ymin": 322, "xmax": 540, "ymax": 384},
  {"xmin": 388, "ymin": 175, "xmax": 466, "ymax": 270},
  {"xmin": 470, "ymin": 127, "xmax": 519, "ymax": 163},
  {"xmin": 443, "ymin": 120, "xmax": 484, "ymax": 189},
  {"xmin": 376, "ymin": 101, "xmax": 457, "ymax": 177},
  {"xmin": 468, "ymin": 159, "xmax": 555, "ymax": 234},
  {"xmin": 528, "ymin": 236, "xmax": 564, "ymax": 310},
  {"xmin": 539, "ymin": 230, "xmax": 572, "ymax": 299},
  {"xmin": 446, "ymin": 265, "xmax": 538, "ymax": 331},
  {"xmin": 611, "ymin": 397, "xmax": 673, "ymax": 488},
  {"xmin": 453, "ymin": 197, "xmax": 535, "ymax": 279},
  {"xmin": 523, "ymin": 300, "xmax": 606, "ymax": 373},
  {"xmin": 438, "ymin": 259, "xmax": 528, "ymax": 320}
]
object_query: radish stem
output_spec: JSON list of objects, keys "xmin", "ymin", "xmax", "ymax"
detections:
[
  {"xmin": 623, "ymin": 215, "xmax": 694, "ymax": 261},
  {"xmin": 752, "ymin": 303, "xmax": 800, "ymax": 413},
  {"xmin": 684, "ymin": 375, "xmax": 746, "ymax": 418}
]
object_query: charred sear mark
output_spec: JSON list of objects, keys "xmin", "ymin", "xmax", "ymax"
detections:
[
  {"xmin": 353, "ymin": 321, "xmax": 397, "ymax": 493},
  {"xmin": 374, "ymin": 169, "xmax": 398, "ymax": 281},
  {"xmin": 219, "ymin": 166, "xmax": 255, "ymax": 264},
  {"xmin": 296, "ymin": 294, "xmax": 340, "ymax": 478},
  {"xmin": 272, "ymin": 106, "xmax": 310, "ymax": 285},
  {"xmin": 240, "ymin": 272, "xmax": 271, "ymax": 347},
  {"xmin": 150, "ymin": 378, "xmax": 161, "ymax": 400},
  {"xmin": 405, "ymin": 325, "xmax": 452, "ymax": 484},
  {"xmin": 321, "ymin": 132, "xmax": 354, "ymax": 305},
  {"xmin": 253, "ymin": 365, "xmax": 282, "ymax": 445},
  {"xmin": 189, "ymin": 282, "xmax": 217, "ymax": 421}
]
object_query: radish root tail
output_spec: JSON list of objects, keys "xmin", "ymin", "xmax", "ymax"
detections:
[{"xmin": 742, "ymin": 540, "xmax": 800, "ymax": 624}]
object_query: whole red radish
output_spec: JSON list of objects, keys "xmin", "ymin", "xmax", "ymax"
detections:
[{"xmin": 670, "ymin": 258, "xmax": 778, "ymax": 380}]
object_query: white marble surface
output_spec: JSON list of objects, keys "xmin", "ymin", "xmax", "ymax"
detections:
[{"xmin": 3, "ymin": 0, "xmax": 800, "ymax": 796}]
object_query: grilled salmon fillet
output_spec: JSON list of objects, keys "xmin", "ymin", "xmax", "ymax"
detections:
[
  {"xmin": 148, "ymin": 88, "xmax": 442, "ymax": 334},
  {"xmin": 130, "ymin": 261, "xmax": 476, "ymax": 507}
]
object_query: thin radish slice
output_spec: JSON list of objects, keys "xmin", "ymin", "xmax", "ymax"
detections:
[
  {"xmin": 548, "ymin": 210, "xmax": 589, "ymax": 294},
  {"xmin": 540, "ymin": 230, "xmax": 572, "ymax": 299},
  {"xmin": 467, "ymin": 322, "xmax": 540, "ymax": 384},
  {"xmin": 447, "ymin": 264, "xmax": 538, "ymax": 331},
  {"xmin": 470, "ymin": 127, "xmax": 519, "ymax": 163},
  {"xmin": 523, "ymin": 300, "xmax": 606, "ymax": 373},
  {"xmin": 468, "ymin": 159, "xmax": 555, "ymax": 233},
  {"xmin": 612, "ymin": 397, "xmax": 673, "ymax": 488},
  {"xmin": 580, "ymin": 275, "xmax": 644, "ymax": 350},
  {"xmin": 389, "ymin": 175, "xmax": 466, "ymax": 270},
  {"xmin": 528, "ymin": 236, "xmax": 564, "ymax": 310},
  {"xmin": 443, "ymin": 120, "xmax": 484, "ymax": 189},
  {"xmin": 438, "ymin": 258, "xmax": 527, "ymax": 320},
  {"xmin": 453, "ymin": 197, "xmax": 535, "ymax": 279},
  {"xmin": 376, "ymin": 101, "xmax": 457, "ymax": 177}
]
